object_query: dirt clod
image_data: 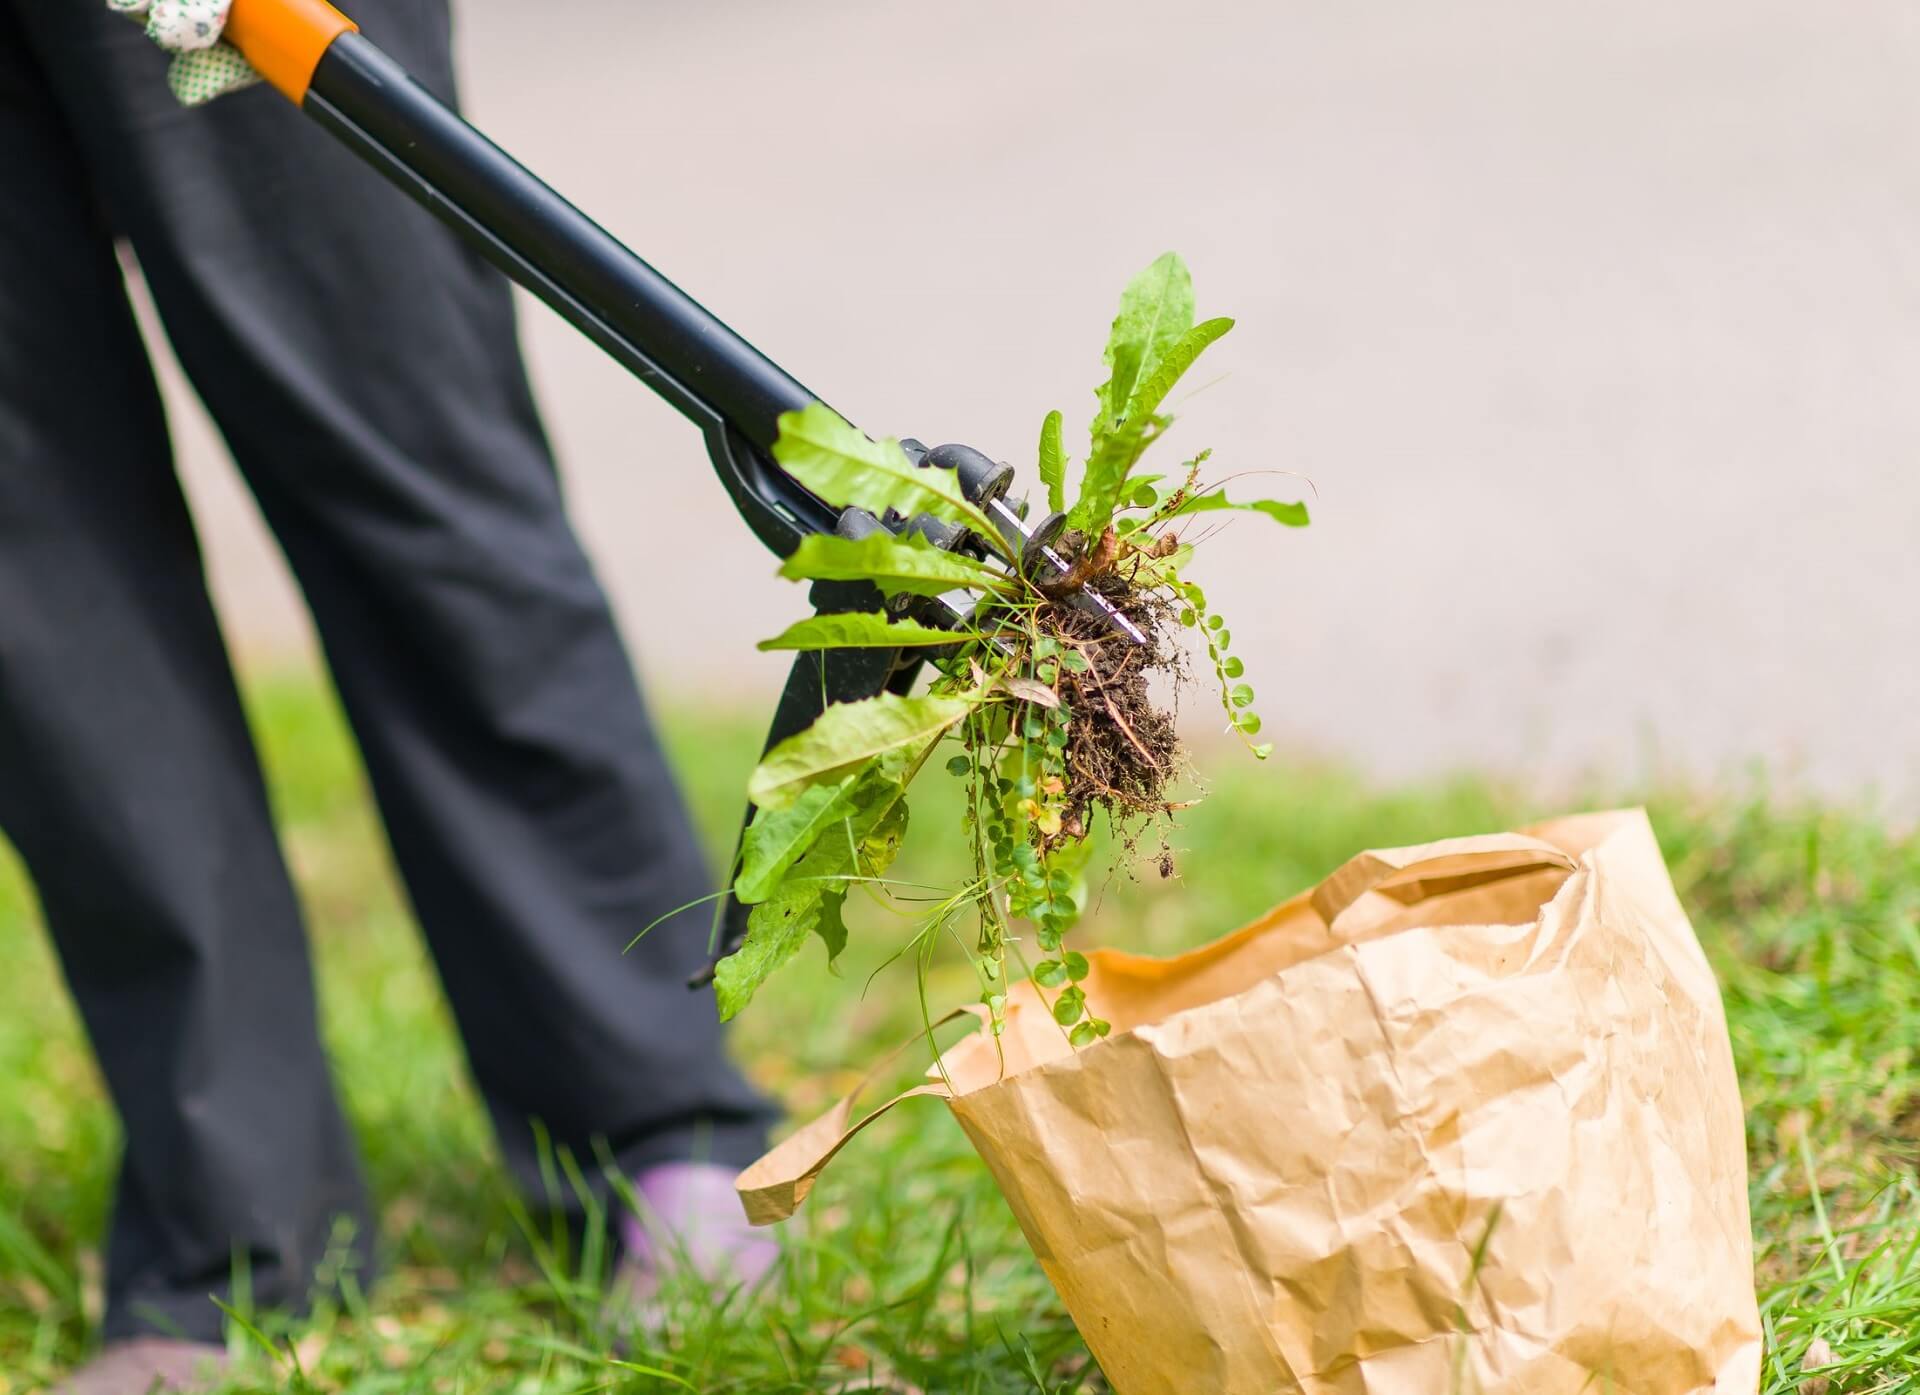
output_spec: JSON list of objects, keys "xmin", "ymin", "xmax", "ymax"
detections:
[{"xmin": 1036, "ymin": 553, "xmax": 1182, "ymax": 846}]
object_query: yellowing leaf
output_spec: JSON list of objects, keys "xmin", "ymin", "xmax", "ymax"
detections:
[{"xmin": 1002, "ymin": 675, "xmax": 1060, "ymax": 708}]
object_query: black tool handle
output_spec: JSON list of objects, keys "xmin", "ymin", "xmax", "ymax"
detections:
[{"xmin": 302, "ymin": 33, "xmax": 839, "ymax": 555}]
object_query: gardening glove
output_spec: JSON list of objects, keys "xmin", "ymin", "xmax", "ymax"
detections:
[{"xmin": 107, "ymin": 0, "xmax": 262, "ymax": 106}]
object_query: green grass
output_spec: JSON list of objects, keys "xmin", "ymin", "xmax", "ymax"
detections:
[{"xmin": 0, "ymin": 667, "xmax": 1914, "ymax": 1393}]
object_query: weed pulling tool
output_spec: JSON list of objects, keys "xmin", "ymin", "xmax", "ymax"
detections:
[{"xmin": 226, "ymin": 0, "xmax": 1143, "ymax": 981}]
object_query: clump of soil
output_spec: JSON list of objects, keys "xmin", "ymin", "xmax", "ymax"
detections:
[{"xmin": 1035, "ymin": 545, "xmax": 1182, "ymax": 842}]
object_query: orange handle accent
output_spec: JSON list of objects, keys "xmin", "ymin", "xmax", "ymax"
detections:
[{"xmin": 226, "ymin": 0, "xmax": 359, "ymax": 104}]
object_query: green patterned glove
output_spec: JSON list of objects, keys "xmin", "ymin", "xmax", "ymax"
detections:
[{"xmin": 107, "ymin": 0, "xmax": 262, "ymax": 106}]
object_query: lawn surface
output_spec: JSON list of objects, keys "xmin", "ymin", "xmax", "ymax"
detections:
[{"xmin": 0, "ymin": 669, "xmax": 1914, "ymax": 1392}]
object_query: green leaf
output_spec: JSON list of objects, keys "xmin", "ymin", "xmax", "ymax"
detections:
[
  {"xmin": 717, "ymin": 880, "xmax": 838, "ymax": 1021},
  {"xmin": 773, "ymin": 404, "xmax": 1001, "ymax": 550},
  {"xmin": 858, "ymin": 795, "xmax": 910, "ymax": 881},
  {"xmin": 777, "ymin": 532, "xmax": 1011, "ymax": 598},
  {"xmin": 716, "ymin": 772, "xmax": 907, "ymax": 1019},
  {"xmin": 1063, "ymin": 951, "xmax": 1090, "ymax": 982},
  {"xmin": 748, "ymin": 692, "xmax": 970, "ymax": 810},
  {"xmin": 1090, "ymin": 252, "xmax": 1195, "ymax": 454},
  {"xmin": 735, "ymin": 776, "xmax": 858, "ymax": 904},
  {"xmin": 1038, "ymin": 410, "xmax": 1067, "ymax": 515},
  {"xmin": 1126, "ymin": 316, "xmax": 1233, "ymax": 422},
  {"xmin": 1069, "ymin": 1021, "xmax": 1099, "ymax": 1048},
  {"xmin": 1072, "ymin": 317, "xmax": 1235, "ymax": 535},
  {"xmin": 1033, "ymin": 959, "xmax": 1068, "ymax": 989},
  {"xmin": 1166, "ymin": 491, "xmax": 1310, "ymax": 529},
  {"xmin": 1051, "ymin": 986, "xmax": 1087, "ymax": 1025},
  {"xmin": 757, "ymin": 613, "xmax": 963, "ymax": 652}
]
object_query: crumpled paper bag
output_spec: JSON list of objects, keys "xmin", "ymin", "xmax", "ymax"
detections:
[{"xmin": 739, "ymin": 810, "xmax": 1763, "ymax": 1394}]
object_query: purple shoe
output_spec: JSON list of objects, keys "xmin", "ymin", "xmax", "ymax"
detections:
[
  {"xmin": 53, "ymin": 1338, "xmax": 227, "ymax": 1395},
  {"xmin": 617, "ymin": 1161, "xmax": 779, "ymax": 1301}
]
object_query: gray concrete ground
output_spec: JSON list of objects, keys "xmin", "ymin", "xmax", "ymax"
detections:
[{"xmin": 158, "ymin": 1, "xmax": 1919, "ymax": 804}]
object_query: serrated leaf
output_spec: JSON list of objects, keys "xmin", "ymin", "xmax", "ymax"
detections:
[
  {"xmin": 773, "ymin": 404, "xmax": 1001, "ymax": 550},
  {"xmin": 1072, "ymin": 317, "xmax": 1235, "ymax": 536},
  {"xmin": 1167, "ymin": 491, "xmax": 1310, "ymax": 529},
  {"xmin": 717, "ymin": 879, "xmax": 839, "ymax": 1020},
  {"xmin": 748, "ymin": 692, "xmax": 970, "ymax": 810},
  {"xmin": 777, "ymin": 532, "xmax": 1011, "ymax": 598},
  {"xmin": 735, "ymin": 776, "xmax": 858, "ymax": 905},
  {"xmin": 858, "ymin": 795, "xmax": 910, "ymax": 881},
  {"xmin": 1125, "ymin": 316, "xmax": 1233, "ymax": 426},
  {"xmin": 757, "ymin": 613, "xmax": 963, "ymax": 652},
  {"xmin": 1090, "ymin": 252, "xmax": 1194, "ymax": 454},
  {"xmin": 717, "ymin": 772, "xmax": 906, "ymax": 1019},
  {"xmin": 1038, "ymin": 409, "xmax": 1067, "ymax": 515}
]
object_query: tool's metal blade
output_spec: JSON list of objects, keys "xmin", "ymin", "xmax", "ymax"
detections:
[{"xmin": 983, "ymin": 497, "xmax": 1148, "ymax": 647}]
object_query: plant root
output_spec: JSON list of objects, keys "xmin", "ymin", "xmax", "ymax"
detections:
[{"xmin": 1032, "ymin": 561, "xmax": 1182, "ymax": 847}]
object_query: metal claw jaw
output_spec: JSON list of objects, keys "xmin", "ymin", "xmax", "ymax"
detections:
[
  {"xmin": 907, "ymin": 440, "xmax": 1149, "ymax": 648},
  {"xmin": 690, "ymin": 437, "xmax": 1144, "ymax": 990}
]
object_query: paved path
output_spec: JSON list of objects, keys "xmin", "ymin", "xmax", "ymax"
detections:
[{"xmin": 164, "ymin": 1, "xmax": 1920, "ymax": 804}]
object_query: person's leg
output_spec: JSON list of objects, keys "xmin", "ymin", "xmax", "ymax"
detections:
[
  {"xmin": 23, "ymin": 1, "xmax": 772, "ymax": 1210},
  {"xmin": 0, "ymin": 8, "xmax": 371, "ymax": 1344}
]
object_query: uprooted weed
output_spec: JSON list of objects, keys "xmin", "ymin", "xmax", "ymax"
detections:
[{"xmin": 1037, "ymin": 572, "xmax": 1181, "ymax": 843}]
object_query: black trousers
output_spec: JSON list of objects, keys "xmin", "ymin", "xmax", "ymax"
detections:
[{"xmin": 0, "ymin": 1, "xmax": 769, "ymax": 1343}]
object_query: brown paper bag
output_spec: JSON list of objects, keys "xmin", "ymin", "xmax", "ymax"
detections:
[{"xmin": 739, "ymin": 810, "xmax": 1763, "ymax": 1394}]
